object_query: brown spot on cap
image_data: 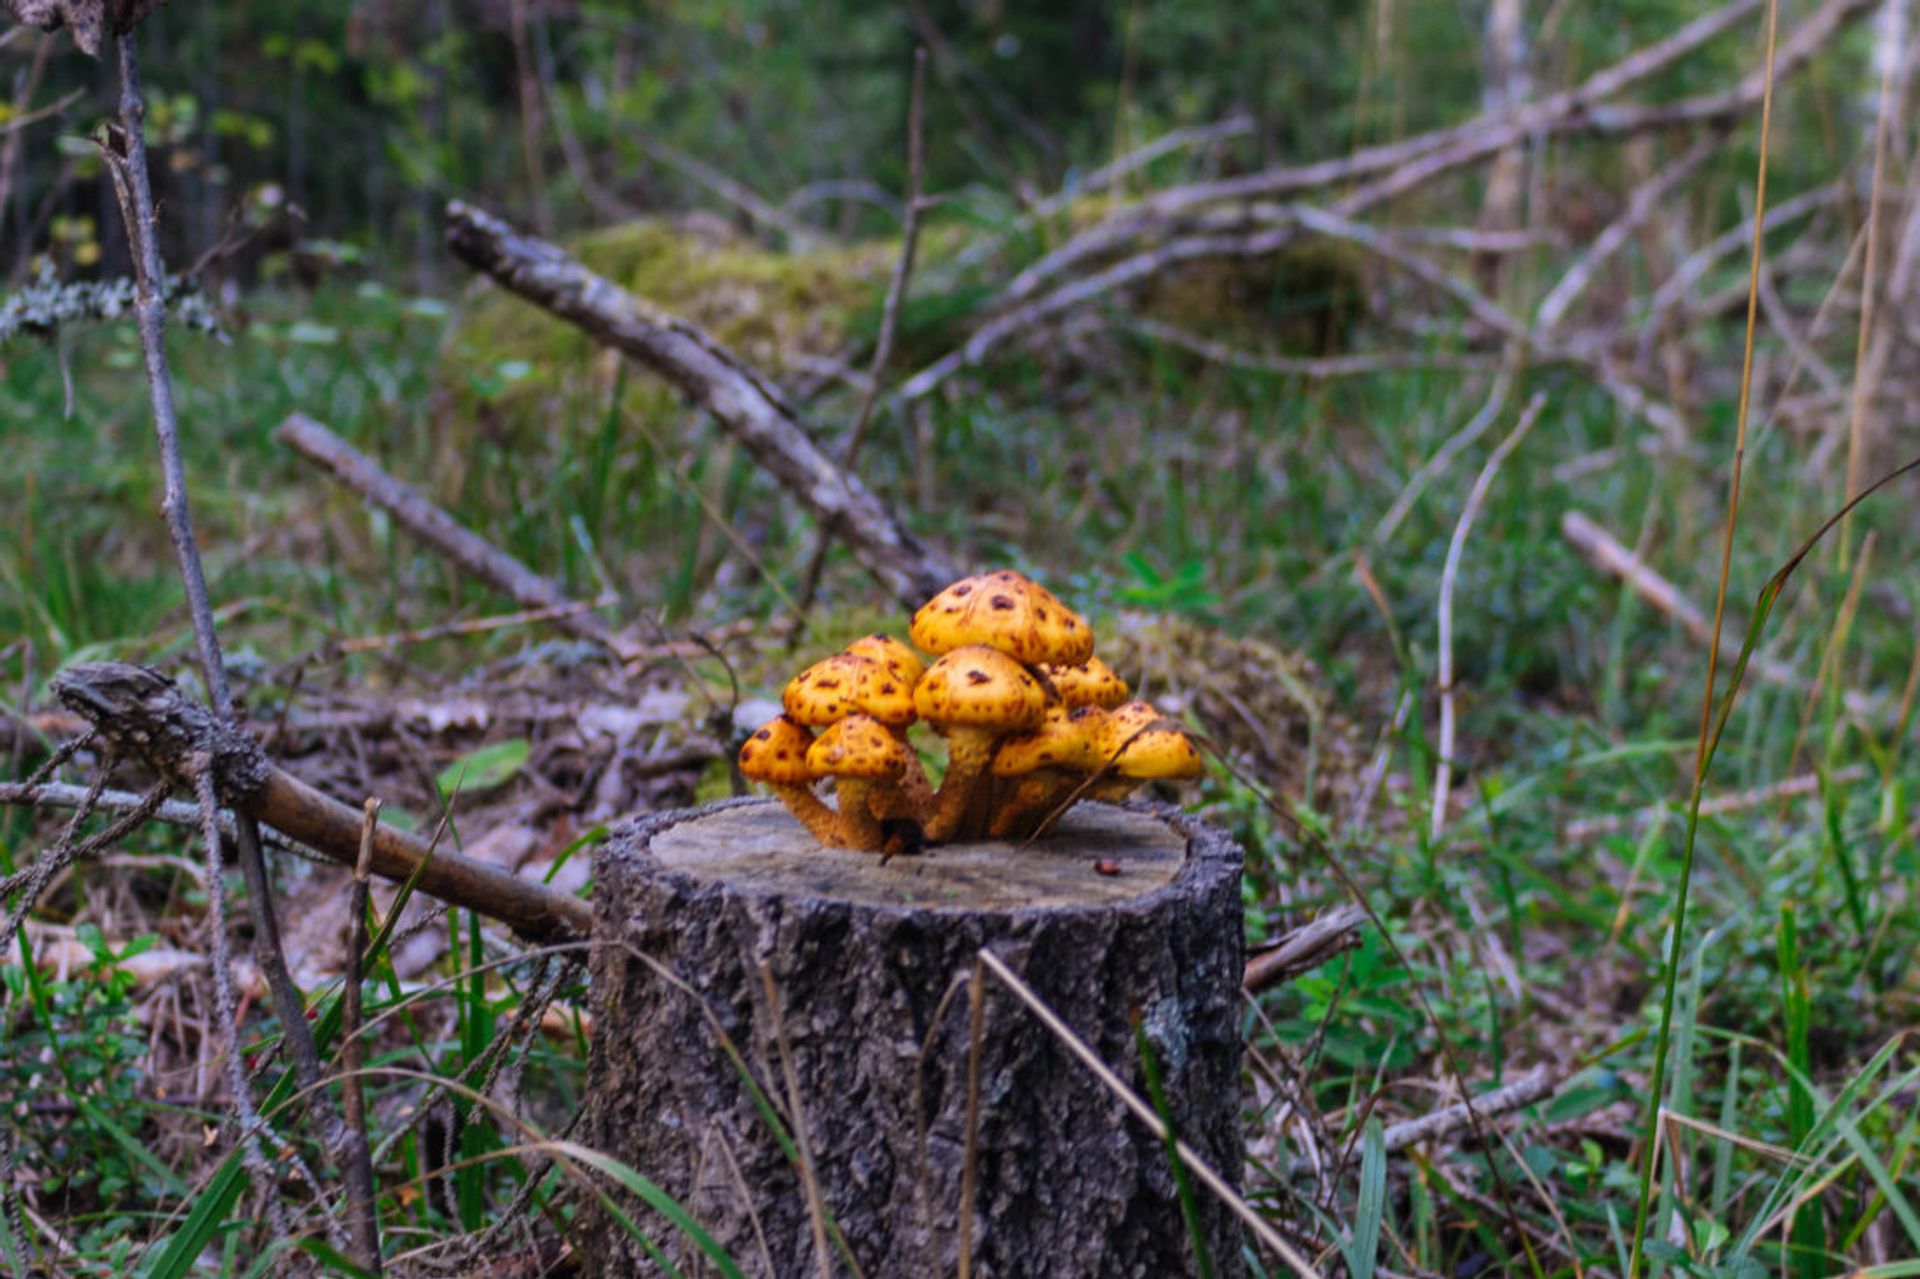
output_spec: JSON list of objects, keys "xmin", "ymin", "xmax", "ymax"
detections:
[{"xmin": 967, "ymin": 670, "xmax": 990, "ymax": 685}]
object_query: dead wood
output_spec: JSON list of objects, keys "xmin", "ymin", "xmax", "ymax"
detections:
[
  {"xmin": 276, "ymin": 414, "xmax": 633, "ymax": 660},
  {"xmin": 51, "ymin": 661, "xmax": 594, "ymax": 944},
  {"xmin": 442, "ymin": 199, "xmax": 955, "ymax": 610},
  {"xmin": 1243, "ymin": 903, "xmax": 1367, "ymax": 994}
]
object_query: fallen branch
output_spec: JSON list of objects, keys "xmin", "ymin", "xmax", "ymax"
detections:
[
  {"xmin": 1244, "ymin": 904, "xmax": 1367, "ymax": 994},
  {"xmin": 1562, "ymin": 766, "xmax": 1865, "ymax": 840},
  {"xmin": 1558, "ymin": 509, "xmax": 1885, "ymax": 721},
  {"xmin": 0, "ymin": 779, "xmax": 310, "ymax": 856},
  {"xmin": 1379, "ymin": 1066, "xmax": 1558, "ymax": 1155},
  {"xmin": 443, "ymin": 200, "xmax": 954, "ymax": 609},
  {"xmin": 52, "ymin": 662, "xmax": 593, "ymax": 944},
  {"xmin": 277, "ymin": 413, "xmax": 633, "ymax": 660}
]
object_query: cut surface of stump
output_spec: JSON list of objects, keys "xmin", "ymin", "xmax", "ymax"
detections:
[{"xmin": 584, "ymin": 797, "xmax": 1246, "ymax": 1278}]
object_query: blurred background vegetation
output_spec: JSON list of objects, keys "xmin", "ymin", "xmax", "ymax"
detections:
[{"xmin": 5, "ymin": 0, "xmax": 1920, "ymax": 1275}]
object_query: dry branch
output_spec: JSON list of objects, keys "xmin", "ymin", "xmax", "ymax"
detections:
[
  {"xmin": 1558, "ymin": 509, "xmax": 1886, "ymax": 721},
  {"xmin": 1243, "ymin": 904, "xmax": 1367, "ymax": 994},
  {"xmin": 1379, "ymin": 1065, "xmax": 1558, "ymax": 1154},
  {"xmin": 276, "ymin": 413, "xmax": 631, "ymax": 659},
  {"xmin": 443, "ymin": 200, "xmax": 954, "ymax": 608},
  {"xmin": 900, "ymin": 0, "xmax": 1867, "ymax": 414},
  {"xmin": 999, "ymin": 0, "xmax": 1789, "ymax": 305},
  {"xmin": 51, "ymin": 662, "xmax": 593, "ymax": 944}
]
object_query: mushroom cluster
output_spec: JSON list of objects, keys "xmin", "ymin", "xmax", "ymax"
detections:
[{"xmin": 738, "ymin": 570, "xmax": 1203, "ymax": 851}]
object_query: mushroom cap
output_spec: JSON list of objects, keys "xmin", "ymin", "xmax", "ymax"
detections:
[
  {"xmin": 843, "ymin": 633, "xmax": 927, "ymax": 687},
  {"xmin": 990, "ymin": 705, "xmax": 1106, "ymax": 776},
  {"xmin": 738, "ymin": 715, "xmax": 817, "ymax": 784},
  {"xmin": 1098, "ymin": 701, "xmax": 1204, "ymax": 780},
  {"xmin": 1037, "ymin": 656, "xmax": 1131, "ymax": 709},
  {"xmin": 806, "ymin": 714, "xmax": 909, "ymax": 781},
  {"xmin": 909, "ymin": 570, "xmax": 1095, "ymax": 667},
  {"xmin": 912, "ymin": 645, "xmax": 1048, "ymax": 732},
  {"xmin": 782, "ymin": 653, "xmax": 917, "ymax": 728}
]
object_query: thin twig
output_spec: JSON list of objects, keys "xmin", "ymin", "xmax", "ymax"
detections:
[
  {"xmin": 1432, "ymin": 394, "xmax": 1546, "ymax": 842},
  {"xmin": 1131, "ymin": 316, "xmax": 1500, "ymax": 381},
  {"xmin": 0, "ymin": 780, "xmax": 322, "ymax": 858},
  {"xmin": 276, "ymin": 414, "xmax": 633, "ymax": 660},
  {"xmin": 99, "ymin": 28, "xmax": 333, "ymax": 1133},
  {"xmin": 1561, "ymin": 766, "xmax": 1864, "ymax": 840},
  {"xmin": 958, "ymin": 955, "xmax": 985, "ymax": 1279},
  {"xmin": 1379, "ymin": 1066, "xmax": 1558, "ymax": 1154},
  {"xmin": 976, "ymin": 948, "xmax": 1321, "ymax": 1279},
  {"xmin": 1557, "ymin": 510, "xmax": 1887, "ymax": 719},
  {"xmin": 1373, "ymin": 371, "xmax": 1514, "ymax": 547},
  {"xmin": 192, "ymin": 763, "xmax": 297, "ymax": 1246},
  {"xmin": 341, "ymin": 799, "xmax": 383, "ymax": 1274},
  {"xmin": 1244, "ymin": 905, "xmax": 1368, "ymax": 994},
  {"xmin": 789, "ymin": 48, "xmax": 931, "ymax": 630},
  {"xmin": 757, "ymin": 963, "xmax": 834, "ymax": 1279}
]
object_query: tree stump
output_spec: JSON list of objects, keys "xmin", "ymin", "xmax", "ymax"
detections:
[{"xmin": 582, "ymin": 797, "xmax": 1247, "ymax": 1279}]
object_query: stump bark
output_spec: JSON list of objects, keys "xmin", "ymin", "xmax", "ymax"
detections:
[{"xmin": 583, "ymin": 797, "xmax": 1246, "ymax": 1279}]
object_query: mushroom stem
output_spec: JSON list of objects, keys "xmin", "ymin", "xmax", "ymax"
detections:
[
  {"xmin": 893, "ymin": 731, "xmax": 934, "ymax": 816},
  {"xmin": 923, "ymin": 726, "xmax": 996, "ymax": 843},
  {"xmin": 987, "ymin": 771, "xmax": 1069, "ymax": 839},
  {"xmin": 772, "ymin": 782, "xmax": 845, "ymax": 845},
  {"xmin": 1085, "ymin": 776, "xmax": 1143, "ymax": 805},
  {"xmin": 831, "ymin": 779, "xmax": 885, "ymax": 850}
]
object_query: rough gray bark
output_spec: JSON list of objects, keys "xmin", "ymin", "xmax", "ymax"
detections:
[
  {"xmin": 442, "ymin": 200, "xmax": 955, "ymax": 610},
  {"xmin": 584, "ymin": 798, "xmax": 1246, "ymax": 1279}
]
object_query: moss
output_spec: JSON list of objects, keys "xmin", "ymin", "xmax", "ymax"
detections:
[
  {"xmin": 439, "ymin": 216, "xmax": 913, "ymax": 442},
  {"xmin": 1137, "ymin": 237, "xmax": 1369, "ymax": 354}
]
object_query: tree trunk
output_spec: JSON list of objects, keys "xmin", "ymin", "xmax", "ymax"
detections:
[{"xmin": 584, "ymin": 798, "xmax": 1247, "ymax": 1278}]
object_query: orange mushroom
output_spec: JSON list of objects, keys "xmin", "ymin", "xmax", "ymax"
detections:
[
  {"xmin": 912, "ymin": 645, "xmax": 1047, "ymax": 841},
  {"xmin": 738, "ymin": 715, "xmax": 840, "ymax": 846},
  {"xmin": 910, "ymin": 569, "xmax": 1094, "ymax": 667}
]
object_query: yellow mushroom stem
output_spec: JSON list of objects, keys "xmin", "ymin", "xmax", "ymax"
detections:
[
  {"xmin": 767, "ymin": 782, "xmax": 844, "ymax": 845},
  {"xmin": 827, "ymin": 778, "xmax": 885, "ymax": 850},
  {"xmin": 988, "ymin": 769, "xmax": 1081, "ymax": 839},
  {"xmin": 889, "ymin": 732, "xmax": 934, "ymax": 817},
  {"xmin": 923, "ymin": 725, "xmax": 1000, "ymax": 843}
]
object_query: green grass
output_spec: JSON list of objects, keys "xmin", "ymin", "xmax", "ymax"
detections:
[{"xmin": 8, "ymin": 118, "xmax": 1920, "ymax": 1279}]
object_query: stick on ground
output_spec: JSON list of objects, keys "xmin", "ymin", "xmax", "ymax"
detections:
[
  {"xmin": 276, "ymin": 413, "xmax": 632, "ymax": 659},
  {"xmin": 443, "ymin": 199, "xmax": 954, "ymax": 609},
  {"xmin": 52, "ymin": 661, "xmax": 593, "ymax": 944}
]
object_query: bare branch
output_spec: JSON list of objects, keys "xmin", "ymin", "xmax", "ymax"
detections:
[
  {"xmin": 52, "ymin": 662, "xmax": 594, "ymax": 944},
  {"xmin": 276, "ymin": 413, "xmax": 632, "ymax": 659},
  {"xmin": 444, "ymin": 200, "xmax": 953, "ymax": 607}
]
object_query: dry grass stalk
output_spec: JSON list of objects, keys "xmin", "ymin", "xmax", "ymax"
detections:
[{"xmin": 1432, "ymin": 394, "xmax": 1546, "ymax": 843}]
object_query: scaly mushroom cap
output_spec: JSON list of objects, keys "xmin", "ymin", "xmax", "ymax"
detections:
[
  {"xmin": 910, "ymin": 570, "xmax": 1095, "ymax": 667},
  {"xmin": 738, "ymin": 715, "xmax": 817, "ymax": 784},
  {"xmin": 807, "ymin": 714, "xmax": 910, "ymax": 782},
  {"xmin": 912, "ymin": 645, "xmax": 1048, "ymax": 733},
  {"xmin": 843, "ymin": 633, "xmax": 927, "ymax": 687},
  {"xmin": 1098, "ymin": 701, "xmax": 1203, "ymax": 780},
  {"xmin": 783, "ymin": 654, "xmax": 917, "ymax": 729},
  {"xmin": 1037, "ymin": 656, "xmax": 1130, "ymax": 709},
  {"xmin": 990, "ymin": 705, "xmax": 1106, "ymax": 776}
]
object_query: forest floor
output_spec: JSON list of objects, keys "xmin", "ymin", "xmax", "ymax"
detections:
[{"xmin": 7, "ymin": 105, "xmax": 1920, "ymax": 1279}]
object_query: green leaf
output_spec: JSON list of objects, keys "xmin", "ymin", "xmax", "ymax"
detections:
[{"xmin": 436, "ymin": 738, "xmax": 530, "ymax": 799}]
